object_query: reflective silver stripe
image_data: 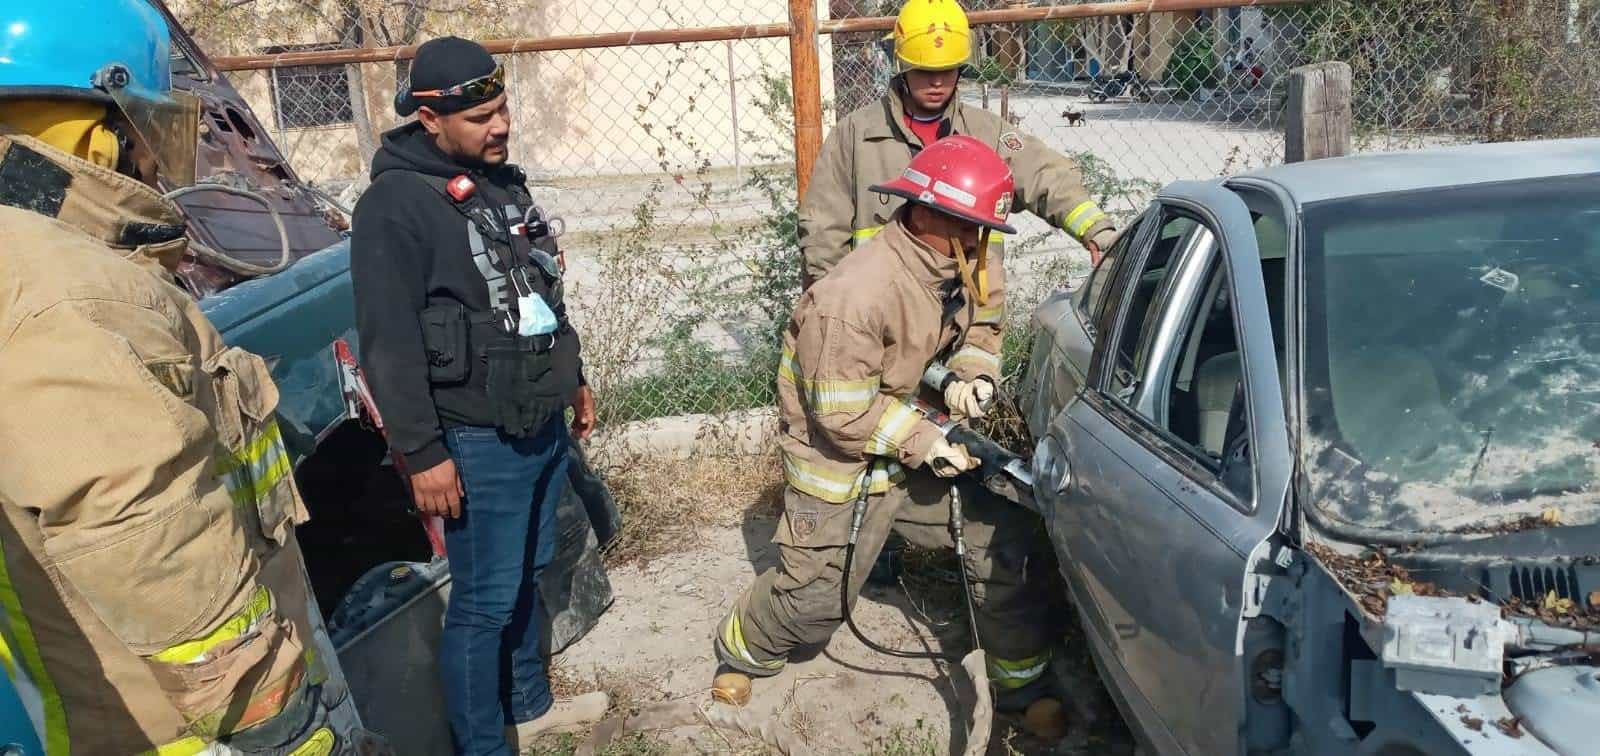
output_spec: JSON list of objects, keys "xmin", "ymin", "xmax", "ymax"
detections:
[
  {"xmin": 782, "ymin": 455, "xmax": 905, "ymax": 503},
  {"xmin": 720, "ymin": 614, "xmax": 783, "ymax": 670},
  {"xmin": 1065, "ymin": 201, "xmax": 1109, "ymax": 238},
  {"xmin": 864, "ymin": 399, "xmax": 922, "ymax": 456},
  {"xmin": 933, "ymin": 179, "xmax": 977, "ymax": 209},
  {"xmin": 973, "ymin": 303, "xmax": 1004, "ymax": 326},
  {"xmin": 948, "ymin": 345, "xmax": 1001, "ymax": 375}
]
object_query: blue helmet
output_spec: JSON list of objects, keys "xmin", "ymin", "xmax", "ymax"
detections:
[
  {"xmin": 0, "ymin": 0, "xmax": 198, "ymax": 184},
  {"xmin": 0, "ymin": 0, "xmax": 173, "ymax": 104}
]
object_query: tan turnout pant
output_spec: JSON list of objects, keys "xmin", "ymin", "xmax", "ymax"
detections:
[{"xmin": 716, "ymin": 469, "xmax": 1056, "ymax": 690}]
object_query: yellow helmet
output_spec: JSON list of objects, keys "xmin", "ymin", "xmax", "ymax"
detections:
[{"xmin": 890, "ymin": 0, "xmax": 972, "ymax": 72}]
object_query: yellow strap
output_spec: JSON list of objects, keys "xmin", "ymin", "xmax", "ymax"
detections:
[
  {"xmin": 0, "ymin": 543, "xmax": 68, "ymax": 755},
  {"xmin": 148, "ymin": 736, "xmax": 208, "ymax": 756},
  {"xmin": 153, "ymin": 586, "xmax": 273, "ymax": 665}
]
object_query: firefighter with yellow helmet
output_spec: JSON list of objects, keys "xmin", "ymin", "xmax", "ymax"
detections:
[{"xmin": 800, "ymin": 0, "xmax": 1117, "ymax": 296}]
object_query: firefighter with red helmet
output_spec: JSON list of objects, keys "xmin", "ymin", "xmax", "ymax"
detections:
[{"xmin": 711, "ymin": 136, "xmax": 1063, "ymax": 729}]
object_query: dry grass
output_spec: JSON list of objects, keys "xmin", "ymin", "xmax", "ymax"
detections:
[{"xmin": 598, "ymin": 450, "xmax": 784, "ymax": 567}]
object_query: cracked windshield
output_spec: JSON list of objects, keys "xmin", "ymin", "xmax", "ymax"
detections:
[{"xmin": 1302, "ymin": 175, "xmax": 1600, "ymax": 533}]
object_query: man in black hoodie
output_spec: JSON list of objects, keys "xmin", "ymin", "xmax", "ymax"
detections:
[{"xmin": 350, "ymin": 36, "xmax": 606, "ymax": 755}]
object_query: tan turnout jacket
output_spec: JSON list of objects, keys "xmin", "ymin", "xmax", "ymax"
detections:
[
  {"xmin": 778, "ymin": 217, "xmax": 994, "ymax": 503},
  {"xmin": 799, "ymin": 86, "xmax": 1115, "ymax": 380},
  {"xmin": 799, "ymin": 91, "xmax": 1115, "ymax": 276},
  {"xmin": 0, "ymin": 134, "xmax": 320, "ymax": 754}
]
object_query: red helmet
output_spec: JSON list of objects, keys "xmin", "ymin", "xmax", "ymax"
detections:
[{"xmin": 871, "ymin": 134, "xmax": 1017, "ymax": 234}]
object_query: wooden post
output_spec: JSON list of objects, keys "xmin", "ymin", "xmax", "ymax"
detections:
[
  {"xmin": 1284, "ymin": 61, "xmax": 1352, "ymax": 163},
  {"xmin": 789, "ymin": 0, "xmax": 825, "ymax": 202}
]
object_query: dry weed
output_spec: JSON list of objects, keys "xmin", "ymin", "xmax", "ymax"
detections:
[{"xmin": 598, "ymin": 451, "xmax": 783, "ymax": 567}]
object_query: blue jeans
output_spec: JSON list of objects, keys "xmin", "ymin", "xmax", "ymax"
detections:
[{"xmin": 440, "ymin": 418, "xmax": 567, "ymax": 756}]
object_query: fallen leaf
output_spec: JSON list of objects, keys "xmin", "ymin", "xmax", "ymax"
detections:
[
  {"xmin": 1542, "ymin": 590, "xmax": 1575, "ymax": 615},
  {"xmin": 1390, "ymin": 579, "xmax": 1416, "ymax": 596},
  {"xmin": 1462, "ymin": 715, "xmax": 1484, "ymax": 732},
  {"xmin": 1540, "ymin": 509, "xmax": 1562, "ymax": 525},
  {"xmin": 1495, "ymin": 717, "xmax": 1523, "ymax": 738}
]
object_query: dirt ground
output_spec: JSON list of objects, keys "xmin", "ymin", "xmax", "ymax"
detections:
[{"xmin": 529, "ymin": 454, "xmax": 1135, "ymax": 756}]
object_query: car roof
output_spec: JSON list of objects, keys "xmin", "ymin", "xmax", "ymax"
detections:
[{"xmin": 1231, "ymin": 138, "xmax": 1600, "ymax": 206}]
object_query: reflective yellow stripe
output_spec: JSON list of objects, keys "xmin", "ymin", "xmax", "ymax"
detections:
[
  {"xmin": 947, "ymin": 346, "xmax": 1001, "ymax": 377},
  {"xmin": 778, "ymin": 346, "xmax": 880, "ymax": 413},
  {"xmin": 289, "ymin": 728, "xmax": 336, "ymax": 756},
  {"xmin": 1065, "ymin": 201, "xmax": 1109, "ymax": 239},
  {"xmin": 863, "ymin": 399, "xmax": 923, "ymax": 457},
  {"xmin": 148, "ymin": 737, "xmax": 208, "ymax": 756},
  {"xmin": 973, "ymin": 302, "xmax": 1004, "ymax": 326},
  {"xmin": 153, "ymin": 586, "xmax": 273, "ymax": 664},
  {"xmin": 0, "ymin": 543, "xmax": 67, "ymax": 755},
  {"xmin": 777, "ymin": 345, "xmax": 801, "ymax": 384},
  {"xmin": 782, "ymin": 455, "xmax": 905, "ymax": 503},
  {"xmin": 988, "ymin": 651, "xmax": 1052, "ymax": 689},
  {"xmin": 850, "ymin": 225, "xmax": 885, "ymax": 247},
  {"xmin": 720, "ymin": 613, "xmax": 784, "ymax": 670},
  {"xmin": 1064, "ymin": 201, "xmax": 1097, "ymax": 231},
  {"xmin": 215, "ymin": 419, "xmax": 292, "ymax": 510}
]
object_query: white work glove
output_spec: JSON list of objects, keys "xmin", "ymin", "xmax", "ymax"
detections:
[
  {"xmin": 944, "ymin": 376, "xmax": 996, "ymax": 420},
  {"xmin": 922, "ymin": 438, "xmax": 978, "ymax": 478}
]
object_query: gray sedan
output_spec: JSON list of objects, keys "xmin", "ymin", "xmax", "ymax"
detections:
[{"xmin": 1021, "ymin": 139, "xmax": 1600, "ymax": 755}]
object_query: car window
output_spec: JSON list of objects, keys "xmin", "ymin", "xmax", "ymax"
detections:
[
  {"xmin": 1104, "ymin": 209, "xmax": 1254, "ymax": 503},
  {"xmin": 1074, "ymin": 213, "xmax": 1146, "ymax": 330},
  {"xmin": 1105, "ymin": 213, "xmax": 1202, "ymax": 400},
  {"xmin": 1157, "ymin": 261, "xmax": 1253, "ymax": 501}
]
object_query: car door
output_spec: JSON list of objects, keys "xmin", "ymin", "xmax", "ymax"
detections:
[{"xmin": 1045, "ymin": 183, "xmax": 1290, "ymax": 755}]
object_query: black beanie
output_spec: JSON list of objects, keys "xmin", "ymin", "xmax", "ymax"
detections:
[{"xmin": 395, "ymin": 36, "xmax": 499, "ymax": 117}]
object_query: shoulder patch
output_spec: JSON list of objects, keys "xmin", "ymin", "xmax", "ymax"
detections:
[
  {"xmin": 999, "ymin": 132, "xmax": 1024, "ymax": 152},
  {"xmin": 0, "ymin": 144, "xmax": 71, "ymax": 217}
]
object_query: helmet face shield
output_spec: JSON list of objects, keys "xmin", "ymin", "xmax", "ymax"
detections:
[{"xmin": 102, "ymin": 71, "xmax": 199, "ymax": 187}]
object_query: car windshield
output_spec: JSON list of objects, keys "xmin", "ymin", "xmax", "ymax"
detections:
[{"xmin": 1302, "ymin": 174, "xmax": 1600, "ymax": 534}]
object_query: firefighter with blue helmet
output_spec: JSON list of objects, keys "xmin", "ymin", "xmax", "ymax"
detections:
[{"xmin": 0, "ymin": 2, "xmax": 378, "ymax": 753}]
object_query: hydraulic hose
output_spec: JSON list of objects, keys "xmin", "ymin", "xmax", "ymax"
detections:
[
  {"xmin": 839, "ymin": 474, "xmax": 966, "ymax": 662},
  {"xmin": 164, "ymin": 182, "xmax": 294, "ymax": 277}
]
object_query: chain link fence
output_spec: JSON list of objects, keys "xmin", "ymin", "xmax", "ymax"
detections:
[{"xmin": 177, "ymin": 0, "xmax": 1600, "ymax": 429}]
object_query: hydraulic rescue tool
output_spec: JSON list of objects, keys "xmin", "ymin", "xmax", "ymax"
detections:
[{"xmin": 838, "ymin": 362, "xmax": 1040, "ymax": 660}]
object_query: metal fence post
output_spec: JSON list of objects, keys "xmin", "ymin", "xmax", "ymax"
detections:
[{"xmin": 789, "ymin": 0, "xmax": 824, "ymax": 202}]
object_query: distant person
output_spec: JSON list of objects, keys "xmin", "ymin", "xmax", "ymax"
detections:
[{"xmin": 350, "ymin": 36, "xmax": 606, "ymax": 755}]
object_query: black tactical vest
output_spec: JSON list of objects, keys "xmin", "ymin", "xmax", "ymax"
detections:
[{"xmin": 413, "ymin": 169, "xmax": 581, "ymax": 437}]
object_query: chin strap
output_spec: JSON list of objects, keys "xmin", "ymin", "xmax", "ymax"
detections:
[{"xmin": 950, "ymin": 230, "xmax": 991, "ymax": 306}]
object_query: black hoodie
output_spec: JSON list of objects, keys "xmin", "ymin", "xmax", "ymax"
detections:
[{"xmin": 350, "ymin": 122, "xmax": 581, "ymax": 471}]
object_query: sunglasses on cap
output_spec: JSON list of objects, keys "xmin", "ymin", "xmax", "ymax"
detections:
[{"xmin": 410, "ymin": 65, "xmax": 506, "ymax": 102}]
